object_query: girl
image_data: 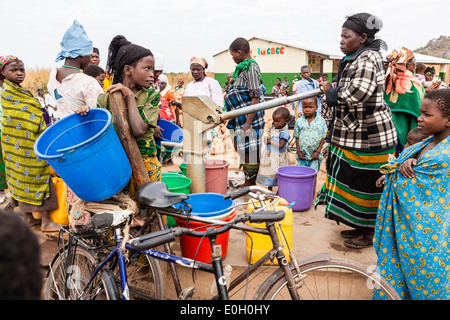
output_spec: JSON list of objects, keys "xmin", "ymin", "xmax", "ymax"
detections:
[
  {"xmin": 256, "ymin": 107, "xmax": 290, "ymax": 190},
  {"xmin": 0, "ymin": 56, "xmax": 60, "ymax": 232},
  {"xmin": 294, "ymin": 97, "xmax": 327, "ymax": 172},
  {"xmin": 373, "ymin": 88, "xmax": 450, "ymax": 300},
  {"xmin": 97, "ymin": 35, "xmax": 162, "ymax": 199}
]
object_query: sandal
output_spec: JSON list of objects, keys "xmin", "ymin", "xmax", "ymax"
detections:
[
  {"xmin": 344, "ymin": 235, "xmax": 373, "ymax": 249},
  {"xmin": 340, "ymin": 229, "xmax": 363, "ymax": 239}
]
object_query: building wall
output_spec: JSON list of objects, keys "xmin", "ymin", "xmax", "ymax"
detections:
[{"xmin": 214, "ymin": 38, "xmax": 337, "ymax": 92}]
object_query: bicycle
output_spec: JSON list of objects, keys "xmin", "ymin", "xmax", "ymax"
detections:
[{"xmin": 45, "ymin": 181, "xmax": 400, "ymax": 300}]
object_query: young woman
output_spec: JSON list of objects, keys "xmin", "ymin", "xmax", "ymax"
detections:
[
  {"xmin": 373, "ymin": 88, "xmax": 450, "ymax": 300},
  {"xmin": 1, "ymin": 56, "xmax": 60, "ymax": 231}
]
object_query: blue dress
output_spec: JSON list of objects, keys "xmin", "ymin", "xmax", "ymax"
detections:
[{"xmin": 373, "ymin": 135, "xmax": 450, "ymax": 300}]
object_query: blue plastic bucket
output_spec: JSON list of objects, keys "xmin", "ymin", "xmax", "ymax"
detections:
[
  {"xmin": 34, "ymin": 109, "xmax": 132, "ymax": 202},
  {"xmin": 173, "ymin": 193, "xmax": 234, "ymax": 217},
  {"xmin": 155, "ymin": 119, "xmax": 183, "ymax": 151},
  {"xmin": 277, "ymin": 166, "xmax": 317, "ymax": 211}
]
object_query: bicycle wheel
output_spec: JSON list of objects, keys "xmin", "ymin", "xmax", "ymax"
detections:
[
  {"xmin": 254, "ymin": 258, "xmax": 400, "ymax": 300},
  {"xmin": 115, "ymin": 251, "xmax": 165, "ymax": 300},
  {"xmin": 45, "ymin": 246, "xmax": 120, "ymax": 300}
]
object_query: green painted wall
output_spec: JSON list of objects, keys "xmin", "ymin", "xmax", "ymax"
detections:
[{"xmin": 215, "ymin": 72, "xmax": 335, "ymax": 95}]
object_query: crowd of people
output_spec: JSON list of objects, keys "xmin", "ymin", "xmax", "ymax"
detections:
[{"xmin": 0, "ymin": 12, "xmax": 449, "ymax": 300}]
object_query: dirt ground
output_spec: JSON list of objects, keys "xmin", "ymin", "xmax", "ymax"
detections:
[{"xmin": 31, "ymin": 106, "xmax": 378, "ymax": 300}]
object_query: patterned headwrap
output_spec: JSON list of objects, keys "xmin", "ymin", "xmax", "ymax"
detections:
[
  {"xmin": 385, "ymin": 47, "xmax": 422, "ymax": 96},
  {"xmin": 0, "ymin": 55, "xmax": 20, "ymax": 70},
  {"xmin": 0, "ymin": 56, "xmax": 21, "ymax": 80},
  {"xmin": 190, "ymin": 56, "xmax": 208, "ymax": 69},
  {"xmin": 55, "ymin": 20, "xmax": 93, "ymax": 62}
]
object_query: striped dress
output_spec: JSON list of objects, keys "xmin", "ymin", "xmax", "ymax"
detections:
[{"xmin": 316, "ymin": 145, "xmax": 394, "ymax": 229}]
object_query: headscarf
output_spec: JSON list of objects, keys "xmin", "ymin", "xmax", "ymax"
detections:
[
  {"xmin": 385, "ymin": 47, "xmax": 422, "ymax": 96},
  {"xmin": 154, "ymin": 52, "xmax": 165, "ymax": 71},
  {"xmin": 342, "ymin": 13, "xmax": 387, "ymax": 51},
  {"xmin": 158, "ymin": 74, "xmax": 172, "ymax": 96},
  {"xmin": 190, "ymin": 56, "xmax": 208, "ymax": 76},
  {"xmin": 106, "ymin": 35, "xmax": 153, "ymax": 85},
  {"xmin": 190, "ymin": 56, "xmax": 208, "ymax": 69},
  {"xmin": 55, "ymin": 20, "xmax": 93, "ymax": 62},
  {"xmin": 0, "ymin": 56, "xmax": 22, "ymax": 81}
]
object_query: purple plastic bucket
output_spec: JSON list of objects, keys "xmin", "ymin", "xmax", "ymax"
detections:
[{"xmin": 277, "ymin": 166, "xmax": 317, "ymax": 211}]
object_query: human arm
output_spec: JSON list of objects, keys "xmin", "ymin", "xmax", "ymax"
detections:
[
  {"xmin": 323, "ymin": 53, "xmax": 379, "ymax": 106},
  {"xmin": 311, "ymin": 138, "xmax": 326, "ymax": 160},
  {"xmin": 295, "ymin": 138, "xmax": 306, "ymax": 160},
  {"xmin": 106, "ymin": 84, "xmax": 149, "ymax": 137}
]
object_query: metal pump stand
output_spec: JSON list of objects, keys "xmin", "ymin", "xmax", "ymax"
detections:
[{"xmin": 180, "ymin": 88, "xmax": 323, "ymax": 194}]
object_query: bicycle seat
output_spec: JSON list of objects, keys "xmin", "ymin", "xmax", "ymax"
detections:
[{"xmin": 137, "ymin": 181, "xmax": 189, "ymax": 208}]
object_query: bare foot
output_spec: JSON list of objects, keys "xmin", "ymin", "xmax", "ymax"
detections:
[{"xmin": 41, "ymin": 220, "xmax": 63, "ymax": 232}]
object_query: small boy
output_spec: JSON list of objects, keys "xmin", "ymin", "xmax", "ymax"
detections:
[
  {"xmin": 224, "ymin": 37, "xmax": 265, "ymax": 186},
  {"xmin": 294, "ymin": 97, "xmax": 327, "ymax": 172},
  {"xmin": 375, "ymin": 127, "xmax": 431, "ymax": 187}
]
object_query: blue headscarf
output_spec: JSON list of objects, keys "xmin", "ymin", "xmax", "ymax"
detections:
[{"xmin": 55, "ymin": 20, "xmax": 93, "ymax": 62}]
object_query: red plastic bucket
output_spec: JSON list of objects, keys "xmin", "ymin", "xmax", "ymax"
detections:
[
  {"xmin": 205, "ymin": 159, "xmax": 229, "ymax": 194},
  {"xmin": 174, "ymin": 210, "xmax": 236, "ymax": 264}
]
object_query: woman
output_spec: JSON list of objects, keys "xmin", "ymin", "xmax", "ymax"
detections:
[
  {"xmin": 317, "ymin": 13, "xmax": 397, "ymax": 249},
  {"xmin": 384, "ymin": 47, "xmax": 425, "ymax": 156},
  {"xmin": 47, "ymin": 20, "xmax": 103, "ymax": 121},
  {"xmin": 184, "ymin": 57, "xmax": 224, "ymax": 156}
]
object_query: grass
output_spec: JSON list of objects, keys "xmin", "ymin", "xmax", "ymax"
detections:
[{"xmin": 21, "ymin": 67, "xmax": 214, "ymax": 96}]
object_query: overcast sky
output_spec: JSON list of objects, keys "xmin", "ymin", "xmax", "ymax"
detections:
[{"xmin": 2, "ymin": 0, "xmax": 449, "ymax": 73}]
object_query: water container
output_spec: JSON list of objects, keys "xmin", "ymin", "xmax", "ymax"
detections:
[
  {"xmin": 34, "ymin": 109, "xmax": 131, "ymax": 202},
  {"xmin": 277, "ymin": 166, "xmax": 317, "ymax": 211},
  {"xmin": 246, "ymin": 198, "xmax": 293, "ymax": 265},
  {"xmin": 205, "ymin": 159, "xmax": 229, "ymax": 194}
]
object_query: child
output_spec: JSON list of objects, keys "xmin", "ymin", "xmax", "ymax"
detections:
[
  {"xmin": 293, "ymin": 97, "xmax": 327, "ymax": 172},
  {"xmin": 224, "ymin": 37, "xmax": 265, "ymax": 186},
  {"xmin": 97, "ymin": 35, "xmax": 162, "ymax": 199},
  {"xmin": 375, "ymin": 127, "xmax": 431, "ymax": 187},
  {"xmin": 0, "ymin": 56, "xmax": 60, "ymax": 232},
  {"xmin": 256, "ymin": 107, "xmax": 291, "ymax": 189},
  {"xmin": 47, "ymin": 20, "xmax": 103, "ymax": 122},
  {"xmin": 83, "ymin": 64, "xmax": 106, "ymax": 89},
  {"xmin": 373, "ymin": 88, "xmax": 450, "ymax": 300}
]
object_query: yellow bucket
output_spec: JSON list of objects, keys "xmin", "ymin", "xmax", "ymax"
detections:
[{"xmin": 245, "ymin": 198, "xmax": 293, "ymax": 265}]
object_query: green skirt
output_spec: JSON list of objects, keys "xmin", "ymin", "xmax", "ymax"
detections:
[{"xmin": 315, "ymin": 144, "xmax": 394, "ymax": 230}]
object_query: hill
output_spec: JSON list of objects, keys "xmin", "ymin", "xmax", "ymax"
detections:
[{"xmin": 415, "ymin": 35, "xmax": 450, "ymax": 59}]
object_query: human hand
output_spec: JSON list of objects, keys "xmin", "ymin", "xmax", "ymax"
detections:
[
  {"xmin": 319, "ymin": 81, "xmax": 332, "ymax": 94},
  {"xmin": 242, "ymin": 123, "xmax": 251, "ymax": 133},
  {"xmin": 74, "ymin": 105, "xmax": 89, "ymax": 116},
  {"xmin": 297, "ymin": 151, "xmax": 306, "ymax": 160},
  {"xmin": 400, "ymin": 158, "xmax": 417, "ymax": 179},
  {"xmin": 311, "ymin": 150, "xmax": 320, "ymax": 160},
  {"xmin": 154, "ymin": 125, "xmax": 164, "ymax": 139},
  {"xmin": 106, "ymin": 83, "xmax": 134, "ymax": 97},
  {"xmin": 375, "ymin": 175, "xmax": 386, "ymax": 188}
]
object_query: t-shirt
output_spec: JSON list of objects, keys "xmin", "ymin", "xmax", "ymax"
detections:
[{"xmin": 267, "ymin": 126, "xmax": 290, "ymax": 153}]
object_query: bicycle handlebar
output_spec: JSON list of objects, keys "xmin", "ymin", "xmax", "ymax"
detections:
[
  {"xmin": 223, "ymin": 185, "xmax": 276, "ymax": 200},
  {"xmin": 129, "ymin": 209, "xmax": 285, "ymax": 251}
]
